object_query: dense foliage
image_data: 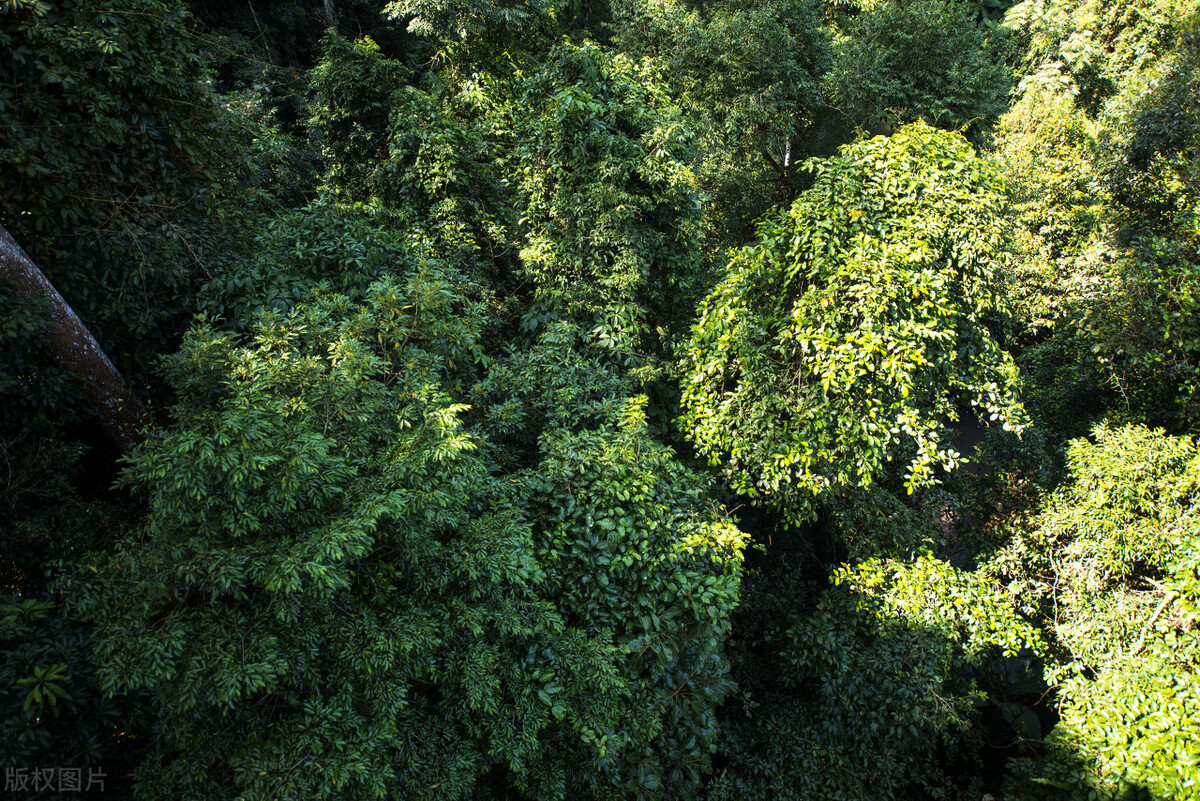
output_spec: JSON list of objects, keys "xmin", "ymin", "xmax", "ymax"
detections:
[
  {"xmin": 63, "ymin": 281, "xmax": 743, "ymax": 799},
  {"xmin": 611, "ymin": 0, "xmax": 830, "ymax": 244},
  {"xmin": 709, "ymin": 550, "xmax": 1042, "ymax": 800},
  {"xmin": 506, "ymin": 42, "xmax": 707, "ymax": 361},
  {"xmin": 4, "ymin": 0, "xmax": 1200, "ymax": 797},
  {"xmin": 825, "ymin": 0, "xmax": 1010, "ymax": 139},
  {"xmin": 0, "ymin": 0, "xmax": 265, "ymax": 389},
  {"xmin": 995, "ymin": 425, "xmax": 1200, "ymax": 799}
]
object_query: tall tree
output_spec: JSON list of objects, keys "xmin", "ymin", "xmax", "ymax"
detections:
[{"xmin": 680, "ymin": 123, "xmax": 1026, "ymax": 523}]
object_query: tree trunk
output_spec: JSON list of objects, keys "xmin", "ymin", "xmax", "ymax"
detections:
[{"xmin": 0, "ymin": 223, "xmax": 152, "ymax": 452}]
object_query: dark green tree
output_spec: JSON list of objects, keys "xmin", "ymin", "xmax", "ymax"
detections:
[
  {"xmin": 64, "ymin": 271, "xmax": 745, "ymax": 798},
  {"xmin": 309, "ymin": 34, "xmax": 411, "ymax": 202},
  {"xmin": 710, "ymin": 552, "xmax": 1040, "ymax": 801},
  {"xmin": 612, "ymin": 0, "xmax": 831, "ymax": 245},
  {"xmin": 1081, "ymin": 21, "xmax": 1200, "ymax": 431},
  {"xmin": 505, "ymin": 42, "xmax": 706, "ymax": 365},
  {"xmin": 996, "ymin": 0, "xmax": 1200, "ymax": 434},
  {"xmin": 65, "ymin": 282, "xmax": 614, "ymax": 799},
  {"xmin": 0, "ymin": 0, "xmax": 260, "ymax": 386},
  {"xmin": 825, "ymin": 0, "xmax": 1010, "ymax": 140}
]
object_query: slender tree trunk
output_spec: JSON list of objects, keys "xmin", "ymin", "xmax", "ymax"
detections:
[{"xmin": 0, "ymin": 223, "xmax": 151, "ymax": 452}]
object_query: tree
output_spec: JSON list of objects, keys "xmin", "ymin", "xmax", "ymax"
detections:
[
  {"xmin": 1002, "ymin": 0, "xmax": 1190, "ymax": 116},
  {"xmin": 996, "ymin": 0, "xmax": 1200, "ymax": 434},
  {"xmin": 680, "ymin": 123, "xmax": 1026, "ymax": 523},
  {"xmin": 65, "ymin": 281, "xmax": 618, "ymax": 800},
  {"xmin": 993, "ymin": 424, "xmax": 1200, "ymax": 800},
  {"xmin": 471, "ymin": 320, "xmax": 749, "ymax": 798},
  {"xmin": 514, "ymin": 393, "xmax": 746, "ymax": 798},
  {"xmin": 1080, "ymin": 20, "xmax": 1200, "ymax": 431},
  {"xmin": 707, "ymin": 535, "xmax": 1041, "ymax": 801},
  {"xmin": 824, "ymin": 0, "xmax": 1010, "ymax": 140},
  {"xmin": 0, "ymin": 0, "xmax": 257, "ymax": 384},
  {"xmin": 504, "ymin": 42, "xmax": 707, "ymax": 365},
  {"xmin": 992, "ymin": 86, "xmax": 1100, "ymax": 341},
  {"xmin": 383, "ymin": 0, "xmax": 566, "ymax": 72},
  {"xmin": 308, "ymin": 34, "xmax": 410, "ymax": 202},
  {"xmin": 65, "ymin": 265, "xmax": 745, "ymax": 798},
  {"xmin": 611, "ymin": 0, "xmax": 831, "ymax": 245}
]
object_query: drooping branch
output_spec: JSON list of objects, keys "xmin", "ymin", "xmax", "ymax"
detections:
[{"xmin": 0, "ymin": 223, "xmax": 152, "ymax": 452}]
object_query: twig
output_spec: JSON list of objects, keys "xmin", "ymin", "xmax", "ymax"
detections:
[{"xmin": 1131, "ymin": 590, "xmax": 1177, "ymax": 657}]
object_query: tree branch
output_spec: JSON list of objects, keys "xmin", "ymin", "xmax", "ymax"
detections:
[
  {"xmin": 1131, "ymin": 590, "xmax": 1177, "ymax": 658},
  {"xmin": 0, "ymin": 223, "xmax": 152, "ymax": 452}
]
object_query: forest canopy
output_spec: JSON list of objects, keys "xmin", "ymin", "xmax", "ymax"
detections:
[{"xmin": 2, "ymin": 0, "xmax": 1199, "ymax": 798}]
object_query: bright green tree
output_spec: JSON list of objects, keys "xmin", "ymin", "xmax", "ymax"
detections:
[
  {"xmin": 993, "ymin": 86, "xmax": 1100, "ymax": 340},
  {"xmin": 681, "ymin": 123, "xmax": 1026, "ymax": 523},
  {"xmin": 1002, "ymin": 0, "xmax": 1191, "ymax": 115},
  {"xmin": 993, "ymin": 424, "xmax": 1200, "ymax": 800}
]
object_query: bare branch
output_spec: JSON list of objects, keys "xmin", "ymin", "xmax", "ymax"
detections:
[{"xmin": 0, "ymin": 223, "xmax": 153, "ymax": 452}]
